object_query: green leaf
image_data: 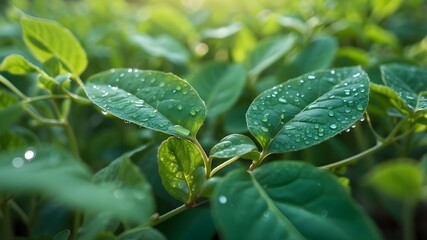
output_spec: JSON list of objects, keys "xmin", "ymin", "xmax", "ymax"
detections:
[
  {"xmin": 85, "ymin": 69, "xmax": 206, "ymax": 138},
  {"xmin": 21, "ymin": 15, "xmax": 87, "ymax": 76},
  {"xmin": 129, "ymin": 34, "xmax": 190, "ymax": 64},
  {"xmin": 93, "ymin": 155, "xmax": 155, "ymax": 224},
  {"xmin": 120, "ymin": 227, "xmax": 166, "ymax": 240},
  {"xmin": 212, "ymin": 161, "xmax": 381, "ymax": 240},
  {"xmin": 158, "ymin": 137, "xmax": 205, "ymax": 203},
  {"xmin": 0, "ymin": 54, "xmax": 41, "ymax": 74},
  {"xmin": 209, "ymin": 134, "xmax": 259, "ymax": 160},
  {"xmin": 381, "ymin": 64, "xmax": 427, "ymax": 112},
  {"xmin": 0, "ymin": 146, "xmax": 153, "ymax": 224},
  {"xmin": 188, "ymin": 62, "xmax": 247, "ymax": 117},
  {"xmin": 79, "ymin": 213, "xmax": 119, "ymax": 240},
  {"xmin": 53, "ymin": 229, "xmax": 70, "ymax": 240},
  {"xmin": 0, "ymin": 130, "xmax": 26, "ymax": 150},
  {"xmin": 200, "ymin": 22, "xmax": 242, "ymax": 39},
  {"xmin": 369, "ymin": 83, "xmax": 411, "ymax": 115},
  {"xmin": 283, "ymin": 35, "xmax": 338, "ymax": 78},
  {"xmin": 365, "ymin": 160, "xmax": 423, "ymax": 200},
  {"xmin": 246, "ymin": 67, "xmax": 369, "ymax": 153},
  {"xmin": 0, "ymin": 90, "xmax": 23, "ymax": 134},
  {"xmin": 247, "ymin": 35, "xmax": 296, "ymax": 78}
]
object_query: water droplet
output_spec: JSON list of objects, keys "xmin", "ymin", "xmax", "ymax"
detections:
[
  {"xmin": 263, "ymin": 211, "xmax": 271, "ymax": 219},
  {"xmin": 261, "ymin": 126, "xmax": 269, "ymax": 132},
  {"xmin": 330, "ymin": 70, "xmax": 336, "ymax": 74},
  {"xmin": 12, "ymin": 157, "xmax": 24, "ymax": 168},
  {"xmin": 345, "ymin": 128, "xmax": 351, "ymax": 132},
  {"xmin": 148, "ymin": 112, "xmax": 156, "ymax": 118},
  {"xmin": 168, "ymin": 104, "xmax": 174, "ymax": 109},
  {"xmin": 190, "ymin": 110, "xmax": 196, "ymax": 116},
  {"xmin": 352, "ymin": 73, "xmax": 361, "ymax": 78},
  {"xmin": 299, "ymin": 79, "xmax": 304, "ymax": 83},
  {"xmin": 262, "ymin": 114, "xmax": 268, "ymax": 122},
  {"xmin": 252, "ymin": 106, "xmax": 258, "ymax": 110},
  {"xmin": 176, "ymin": 85, "xmax": 182, "ymax": 91},
  {"xmin": 182, "ymin": 90, "xmax": 188, "ymax": 95},
  {"xmin": 357, "ymin": 104, "xmax": 364, "ymax": 111},
  {"xmin": 360, "ymin": 117, "xmax": 365, "ymax": 122},
  {"xmin": 101, "ymin": 91, "xmax": 109, "ymax": 97},
  {"xmin": 119, "ymin": 73, "xmax": 125, "ymax": 77},
  {"xmin": 280, "ymin": 114, "xmax": 285, "ymax": 120},
  {"xmin": 308, "ymin": 75, "xmax": 315, "ymax": 79},
  {"xmin": 314, "ymin": 124, "xmax": 319, "ymax": 129},
  {"xmin": 159, "ymin": 82, "xmax": 165, "ymax": 87},
  {"xmin": 328, "ymin": 110, "xmax": 334, "ymax": 117},
  {"xmin": 111, "ymin": 86, "xmax": 118, "ymax": 91},
  {"xmin": 345, "ymin": 109, "xmax": 351, "ymax": 113},
  {"xmin": 170, "ymin": 125, "xmax": 190, "ymax": 136},
  {"xmin": 114, "ymin": 189, "xmax": 125, "ymax": 199},
  {"xmin": 218, "ymin": 195, "xmax": 227, "ymax": 204},
  {"xmin": 344, "ymin": 90, "xmax": 350, "ymax": 96},
  {"xmin": 177, "ymin": 104, "xmax": 183, "ymax": 110},
  {"xmin": 329, "ymin": 95, "xmax": 335, "ymax": 99},
  {"xmin": 329, "ymin": 124, "xmax": 337, "ymax": 129},
  {"xmin": 127, "ymin": 69, "xmax": 133, "ymax": 73},
  {"xmin": 278, "ymin": 98, "xmax": 287, "ymax": 103},
  {"xmin": 101, "ymin": 110, "xmax": 108, "ymax": 115}
]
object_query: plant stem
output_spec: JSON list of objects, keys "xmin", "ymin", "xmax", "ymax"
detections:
[
  {"xmin": 320, "ymin": 142, "xmax": 385, "ymax": 170},
  {"xmin": 192, "ymin": 138, "xmax": 211, "ymax": 177},
  {"xmin": 71, "ymin": 212, "xmax": 81, "ymax": 240},
  {"xmin": 402, "ymin": 199, "xmax": 416, "ymax": 240},
  {"xmin": 0, "ymin": 75, "xmax": 27, "ymax": 99},
  {"xmin": 8, "ymin": 200, "xmax": 29, "ymax": 226},
  {"xmin": 24, "ymin": 94, "xmax": 69, "ymax": 103},
  {"xmin": 61, "ymin": 121, "xmax": 79, "ymax": 157},
  {"xmin": 249, "ymin": 151, "xmax": 270, "ymax": 171},
  {"xmin": 210, "ymin": 156, "xmax": 240, "ymax": 177}
]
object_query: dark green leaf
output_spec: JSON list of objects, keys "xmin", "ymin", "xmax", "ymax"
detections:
[
  {"xmin": 209, "ymin": 134, "xmax": 259, "ymax": 160},
  {"xmin": 53, "ymin": 229, "xmax": 70, "ymax": 240},
  {"xmin": 129, "ymin": 34, "xmax": 190, "ymax": 64},
  {"xmin": 247, "ymin": 35, "xmax": 296, "ymax": 78},
  {"xmin": 21, "ymin": 15, "xmax": 87, "ymax": 76},
  {"xmin": 188, "ymin": 62, "xmax": 247, "ymax": 117},
  {"xmin": 0, "ymin": 146, "xmax": 152, "ymax": 224},
  {"xmin": 212, "ymin": 161, "xmax": 381, "ymax": 240},
  {"xmin": 381, "ymin": 64, "xmax": 427, "ymax": 112},
  {"xmin": 79, "ymin": 213, "xmax": 119, "ymax": 240},
  {"xmin": 158, "ymin": 137, "xmax": 205, "ymax": 203},
  {"xmin": 365, "ymin": 160, "xmax": 423, "ymax": 200},
  {"xmin": 120, "ymin": 227, "xmax": 166, "ymax": 240},
  {"xmin": 246, "ymin": 67, "xmax": 369, "ymax": 153},
  {"xmin": 0, "ymin": 90, "xmax": 23, "ymax": 134},
  {"xmin": 85, "ymin": 69, "xmax": 206, "ymax": 139}
]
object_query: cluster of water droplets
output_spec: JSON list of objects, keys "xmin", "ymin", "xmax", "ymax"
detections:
[{"xmin": 11, "ymin": 147, "xmax": 36, "ymax": 168}]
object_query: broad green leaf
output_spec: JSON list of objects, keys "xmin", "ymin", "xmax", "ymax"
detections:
[
  {"xmin": 212, "ymin": 161, "xmax": 381, "ymax": 240},
  {"xmin": 188, "ymin": 62, "xmax": 247, "ymax": 117},
  {"xmin": 158, "ymin": 137, "xmax": 205, "ymax": 203},
  {"xmin": 79, "ymin": 213, "xmax": 119, "ymax": 240},
  {"xmin": 0, "ymin": 54, "xmax": 41, "ymax": 74},
  {"xmin": 53, "ymin": 229, "xmax": 70, "ymax": 240},
  {"xmin": 85, "ymin": 69, "xmax": 206, "ymax": 138},
  {"xmin": 381, "ymin": 64, "xmax": 427, "ymax": 112},
  {"xmin": 366, "ymin": 160, "xmax": 423, "ymax": 200},
  {"xmin": 247, "ymin": 35, "xmax": 296, "ymax": 78},
  {"xmin": 283, "ymin": 35, "xmax": 338, "ymax": 78},
  {"xmin": 369, "ymin": 83, "xmax": 411, "ymax": 115},
  {"xmin": 129, "ymin": 34, "xmax": 190, "ymax": 64},
  {"xmin": 231, "ymin": 27, "xmax": 257, "ymax": 62},
  {"xmin": 0, "ymin": 90, "xmax": 23, "ymax": 134},
  {"xmin": 209, "ymin": 134, "xmax": 259, "ymax": 160},
  {"xmin": 200, "ymin": 22, "xmax": 242, "ymax": 39},
  {"xmin": 364, "ymin": 24, "xmax": 398, "ymax": 46},
  {"xmin": 277, "ymin": 15, "xmax": 308, "ymax": 35},
  {"xmin": 0, "ymin": 146, "xmax": 152, "ymax": 224},
  {"xmin": 21, "ymin": 15, "xmax": 87, "ymax": 76},
  {"xmin": 0, "ymin": 131, "xmax": 26, "ymax": 150},
  {"xmin": 120, "ymin": 227, "xmax": 166, "ymax": 240},
  {"xmin": 247, "ymin": 67, "xmax": 369, "ymax": 153},
  {"xmin": 93, "ymin": 155, "xmax": 155, "ymax": 224}
]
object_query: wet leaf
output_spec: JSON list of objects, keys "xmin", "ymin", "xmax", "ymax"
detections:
[
  {"xmin": 85, "ymin": 69, "xmax": 206, "ymax": 139},
  {"xmin": 247, "ymin": 66, "xmax": 369, "ymax": 153},
  {"xmin": 158, "ymin": 137, "xmax": 205, "ymax": 203},
  {"xmin": 212, "ymin": 161, "xmax": 381, "ymax": 240},
  {"xmin": 188, "ymin": 62, "xmax": 247, "ymax": 117},
  {"xmin": 209, "ymin": 134, "xmax": 259, "ymax": 160}
]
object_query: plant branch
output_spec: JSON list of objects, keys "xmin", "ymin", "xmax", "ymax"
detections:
[
  {"xmin": 192, "ymin": 138, "xmax": 211, "ymax": 177},
  {"xmin": 210, "ymin": 156, "xmax": 240, "ymax": 177},
  {"xmin": 0, "ymin": 75, "xmax": 27, "ymax": 99}
]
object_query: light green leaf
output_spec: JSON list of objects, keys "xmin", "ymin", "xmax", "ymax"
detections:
[
  {"xmin": 212, "ymin": 161, "xmax": 381, "ymax": 240},
  {"xmin": 0, "ymin": 146, "xmax": 153, "ymax": 224},
  {"xmin": 247, "ymin": 35, "xmax": 296, "ymax": 78},
  {"xmin": 381, "ymin": 64, "xmax": 427, "ymax": 112},
  {"xmin": 209, "ymin": 134, "xmax": 259, "ymax": 160},
  {"xmin": 369, "ymin": 83, "xmax": 411, "ymax": 115},
  {"xmin": 200, "ymin": 22, "xmax": 242, "ymax": 39},
  {"xmin": 21, "ymin": 15, "xmax": 87, "ymax": 76},
  {"xmin": 247, "ymin": 67, "xmax": 369, "ymax": 153},
  {"xmin": 366, "ymin": 160, "xmax": 423, "ymax": 200},
  {"xmin": 85, "ymin": 69, "xmax": 206, "ymax": 138},
  {"xmin": 158, "ymin": 137, "xmax": 205, "ymax": 203},
  {"xmin": 188, "ymin": 62, "xmax": 247, "ymax": 117},
  {"xmin": 283, "ymin": 35, "xmax": 338, "ymax": 78},
  {"xmin": 0, "ymin": 90, "xmax": 23, "ymax": 134},
  {"xmin": 130, "ymin": 34, "xmax": 190, "ymax": 64},
  {"xmin": 0, "ymin": 54, "xmax": 41, "ymax": 74}
]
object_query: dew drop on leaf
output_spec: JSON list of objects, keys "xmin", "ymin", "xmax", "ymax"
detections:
[
  {"xmin": 261, "ymin": 126, "xmax": 269, "ymax": 132},
  {"xmin": 329, "ymin": 124, "xmax": 337, "ymax": 129},
  {"xmin": 218, "ymin": 195, "xmax": 227, "ymax": 204}
]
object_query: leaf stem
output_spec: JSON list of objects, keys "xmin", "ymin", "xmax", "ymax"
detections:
[
  {"xmin": 0, "ymin": 75, "xmax": 27, "ymax": 99},
  {"xmin": 8, "ymin": 200, "xmax": 29, "ymax": 226},
  {"xmin": 249, "ymin": 151, "xmax": 270, "ymax": 171},
  {"xmin": 402, "ymin": 198, "xmax": 416, "ymax": 240},
  {"xmin": 210, "ymin": 156, "xmax": 240, "ymax": 177},
  {"xmin": 23, "ymin": 94, "xmax": 69, "ymax": 103},
  {"xmin": 192, "ymin": 138, "xmax": 211, "ymax": 177}
]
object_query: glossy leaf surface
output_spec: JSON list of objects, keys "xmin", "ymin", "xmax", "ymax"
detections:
[
  {"xmin": 381, "ymin": 64, "xmax": 427, "ymax": 112},
  {"xmin": 188, "ymin": 62, "xmax": 247, "ymax": 117},
  {"xmin": 85, "ymin": 69, "xmax": 206, "ymax": 138},
  {"xmin": 212, "ymin": 161, "xmax": 381, "ymax": 240},
  {"xmin": 0, "ymin": 54, "xmax": 41, "ymax": 74},
  {"xmin": 369, "ymin": 83, "xmax": 411, "ymax": 115},
  {"xmin": 247, "ymin": 35, "xmax": 296, "ymax": 77},
  {"xmin": 246, "ymin": 67, "xmax": 369, "ymax": 153},
  {"xmin": 158, "ymin": 137, "xmax": 205, "ymax": 203},
  {"xmin": 209, "ymin": 134, "xmax": 259, "ymax": 160},
  {"xmin": 21, "ymin": 15, "xmax": 87, "ymax": 76},
  {"xmin": 0, "ymin": 146, "xmax": 153, "ymax": 224}
]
